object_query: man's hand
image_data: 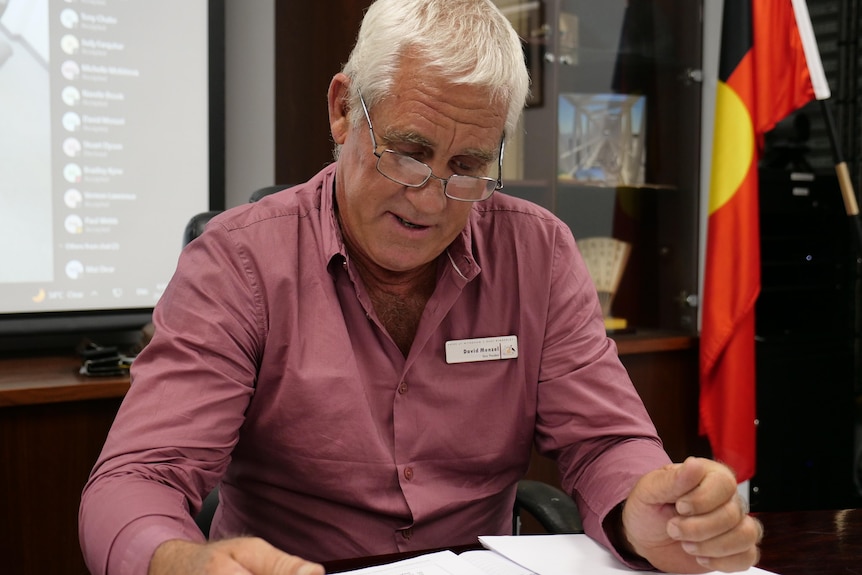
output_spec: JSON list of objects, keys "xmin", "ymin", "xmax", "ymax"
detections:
[
  {"xmin": 149, "ymin": 537, "xmax": 325, "ymax": 575},
  {"xmin": 621, "ymin": 457, "xmax": 763, "ymax": 573}
]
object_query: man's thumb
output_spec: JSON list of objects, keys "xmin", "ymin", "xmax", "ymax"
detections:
[{"xmin": 638, "ymin": 457, "xmax": 706, "ymax": 507}]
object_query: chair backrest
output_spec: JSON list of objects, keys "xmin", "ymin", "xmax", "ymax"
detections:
[
  {"xmin": 248, "ymin": 185, "xmax": 289, "ymax": 203},
  {"xmin": 513, "ymin": 479, "xmax": 583, "ymax": 535},
  {"xmin": 182, "ymin": 210, "xmax": 222, "ymax": 247},
  {"xmin": 195, "ymin": 487, "xmax": 220, "ymax": 538}
]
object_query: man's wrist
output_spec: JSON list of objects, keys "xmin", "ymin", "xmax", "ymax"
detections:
[{"xmin": 148, "ymin": 539, "xmax": 199, "ymax": 575}]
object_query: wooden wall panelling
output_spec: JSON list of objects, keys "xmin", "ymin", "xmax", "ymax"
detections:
[
  {"xmin": 622, "ymin": 346, "xmax": 710, "ymax": 463},
  {"xmin": 274, "ymin": 1, "xmax": 373, "ymax": 186},
  {"xmin": 0, "ymin": 398, "xmax": 123, "ymax": 575}
]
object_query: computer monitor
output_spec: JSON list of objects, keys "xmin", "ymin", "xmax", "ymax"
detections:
[{"xmin": 0, "ymin": 0, "xmax": 225, "ymax": 353}]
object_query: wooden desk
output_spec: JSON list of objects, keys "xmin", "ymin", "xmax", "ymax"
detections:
[
  {"xmin": 0, "ymin": 354, "xmax": 129, "ymax": 406},
  {"xmin": 0, "ymin": 355, "xmax": 129, "ymax": 575},
  {"xmin": 322, "ymin": 509, "xmax": 862, "ymax": 575},
  {"xmin": 756, "ymin": 508, "xmax": 862, "ymax": 575}
]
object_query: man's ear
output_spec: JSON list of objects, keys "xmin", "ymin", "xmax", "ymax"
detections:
[{"xmin": 328, "ymin": 73, "xmax": 351, "ymax": 145}]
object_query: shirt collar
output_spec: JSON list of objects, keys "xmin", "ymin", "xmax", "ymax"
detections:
[
  {"xmin": 318, "ymin": 164, "xmax": 347, "ymax": 270},
  {"xmin": 445, "ymin": 221, "xmax": 480, "ymax": 283}
]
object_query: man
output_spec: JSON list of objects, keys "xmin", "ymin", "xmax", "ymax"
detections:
[{"xmin": 79, "ymin": 1, "xmax": 762, "ymax": 574}]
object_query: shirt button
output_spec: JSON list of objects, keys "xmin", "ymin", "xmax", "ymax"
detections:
[
  {"xmin": 403, "ymin": 466, "xmax": 414, "ymax": 480},
  {"xmin": 401, "ymin": 527, "xmax": 413, "ymax": 540},
  {"xmin": 398, "ymin": 381, "xmax": 408, "ymax": 394}
]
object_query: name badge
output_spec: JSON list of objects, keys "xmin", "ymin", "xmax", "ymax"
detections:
[{"xmin": 445, "ymin": 335, "xmax": 519, "ymax": 364}]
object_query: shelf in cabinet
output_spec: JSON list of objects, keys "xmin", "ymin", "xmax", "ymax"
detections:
[
  {"xmin": 502, "ymin": 180, "xmax": 681, "ymax": 194},
  {"xmin": 612, "ymin": 330, "xmax": 697, "ymax": 356},
  {"xmin": 555, "ymin": 180, "xmax": 679, "ymax": 192}
]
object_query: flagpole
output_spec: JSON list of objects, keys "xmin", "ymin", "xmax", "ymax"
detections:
[{"xmin": 819, "ymin": 99, "xmax": 862, "ymax": 250}]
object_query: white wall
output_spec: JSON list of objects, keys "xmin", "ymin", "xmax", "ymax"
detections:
[{"xmin": 224, "ymin": 0, "xmax": 275, "ymax": 207}]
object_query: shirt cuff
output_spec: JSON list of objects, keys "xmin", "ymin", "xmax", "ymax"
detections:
[{"xmin": 110, "ymin": 516, "xmax": 206, "ymax": 575}]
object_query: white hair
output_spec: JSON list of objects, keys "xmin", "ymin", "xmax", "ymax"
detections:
[{"xmin": 339, "ymin": 0, "xmax": 530, "ymax": 147}]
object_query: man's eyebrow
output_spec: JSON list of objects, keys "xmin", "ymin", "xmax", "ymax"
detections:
[
  {"xmin": 465, "ymin": 147, "xmax": 497, "ymax": 164},
  {"xmin": 381, "ymin": 128, "xmax": 433, "ymax": 148},
  {"xmin": 381, "ymin": 128, "xmax": 497, "ymax": 163}
]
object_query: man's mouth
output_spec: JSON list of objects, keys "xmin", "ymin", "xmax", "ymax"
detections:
[{"xmin": 397, "ymin": 215, "xmax": 426, "ymax": 229}]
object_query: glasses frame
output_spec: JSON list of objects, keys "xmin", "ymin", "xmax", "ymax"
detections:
[{"xmin": 358, "ymin": 92, "xmax": 504, "ymax": 202}]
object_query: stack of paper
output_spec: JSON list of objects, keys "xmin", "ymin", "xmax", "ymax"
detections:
[
  {"xmin": 332, "ymin": 534, "xmax": 780, "ymax": 575},
  {"xmin": 479, "ymin": 535, "xmax": 778, "ymax": 575}
]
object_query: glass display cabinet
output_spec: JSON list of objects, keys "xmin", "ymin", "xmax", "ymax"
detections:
[{"xmin": 495, "ymin": 0, "xmax": 704, "ymax": 336}]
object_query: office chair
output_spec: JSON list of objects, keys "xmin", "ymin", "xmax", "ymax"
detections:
[
  {"xmin": 195, "ymin": 487, "xmax": 221, "ymax": 538},
  {"xmin": 184, "ymin": 185, "xmax": 584, "ymax": 538},
  {"xmin": 513, "ymin": 480, "xmax": 582, "ymax": 535}
]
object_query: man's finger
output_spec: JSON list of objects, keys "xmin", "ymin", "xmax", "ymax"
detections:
[{"xmin": 680, "ymin": 515, "xmax": 763, "ymax": 570}]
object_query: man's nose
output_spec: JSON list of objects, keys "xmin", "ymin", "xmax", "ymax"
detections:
[{"xmin": 405, "ymin": 173, "xmax": 449, "ymax": 213}]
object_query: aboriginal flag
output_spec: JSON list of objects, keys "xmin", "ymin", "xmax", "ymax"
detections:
[{"xmin": 700, "ymin": 0, "xmax": 830, "ymax": 482}]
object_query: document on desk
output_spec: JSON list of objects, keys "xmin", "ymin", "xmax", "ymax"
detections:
[
  {"xmin": 330, "ymin": 549, "xmax": 533, "ymax": 575},
  {"xmin": 479, "ymin": 534, "xmax": 781, "ymax": 575},
  {"xmin": 332, "ymin": 535, "xmax": 781, "ymax": 575}
]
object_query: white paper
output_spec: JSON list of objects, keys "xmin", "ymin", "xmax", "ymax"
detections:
[
  {"xmin": 479, "ymin": 534, "xmax": 780, "ymax": 575},
  {"xmin": 331, "ymin": 550, "xmax": 490, "ymax": 575},
  {"xmin": 459, "ymin": 549, "xmax": 536, "ymax": 575}
]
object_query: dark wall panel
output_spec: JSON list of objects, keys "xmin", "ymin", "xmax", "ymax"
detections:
[{"xmin": 274, "ymin": 1, "xmax": 373, "ymax": 185}]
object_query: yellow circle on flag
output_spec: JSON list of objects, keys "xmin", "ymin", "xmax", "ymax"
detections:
[{"xmin": 709, "ymin": 82, "xmax": 755, "ymax": 215}]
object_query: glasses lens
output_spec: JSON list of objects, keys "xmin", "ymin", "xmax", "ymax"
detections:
[
  {"xmin": 377, "ymin": 149, "xmax": 497, "ymax": 201},
  {"xmin": 446, "ymin": 175, "xmax": 495, "ymax": 201},
  {"xmin": 378, "ymin": 151, "xmax": 430, "ymax": 186}
]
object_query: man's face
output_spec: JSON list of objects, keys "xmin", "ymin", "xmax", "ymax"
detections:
[{"xmin": 330, "ymin": 63, "xmax": 506, "ymax": 275}]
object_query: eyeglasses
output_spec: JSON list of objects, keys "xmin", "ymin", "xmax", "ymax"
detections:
[{"xmin": 358, "ymin": 92, "xmax": 504, "ymax": 202}]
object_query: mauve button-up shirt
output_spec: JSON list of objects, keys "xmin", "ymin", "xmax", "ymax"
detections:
[{"xmin": 79, "ymin": 163, "xmax": 669, "ymax": 575}]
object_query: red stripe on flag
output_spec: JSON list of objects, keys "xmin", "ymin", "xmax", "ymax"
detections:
[
  {"xmin": 701, "ymin": 118, "xmax": 760, "ymax": 479},
  {"xmin": 751, "ymin": 1, "xmax": 819, "ymax": 133},
  {"xmin": 700, "ymin": 0, "xmax": 822, "ymax": 482}
]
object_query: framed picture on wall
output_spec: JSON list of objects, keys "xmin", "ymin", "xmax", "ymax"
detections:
[{"xmin": 557, "ymin": 92, "xmax": 647, "ymax": 186}]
